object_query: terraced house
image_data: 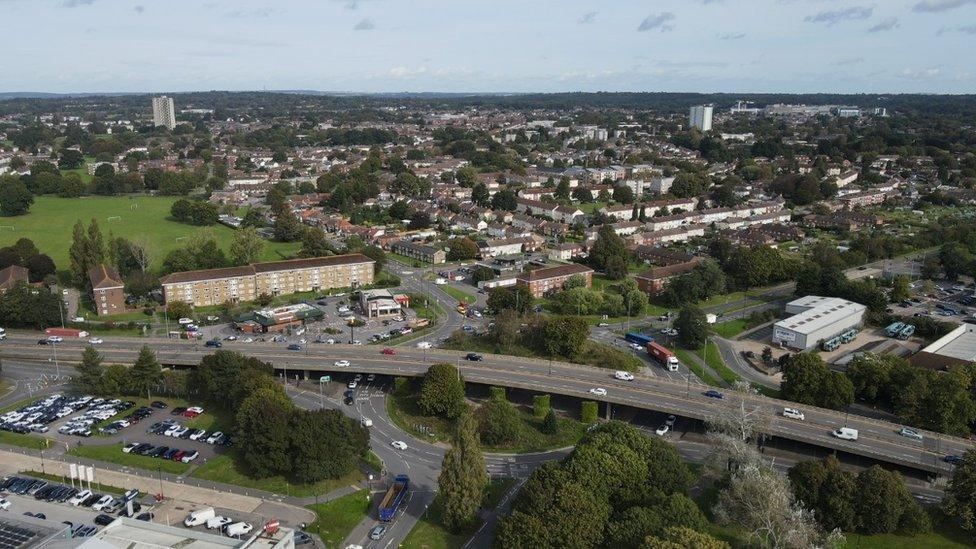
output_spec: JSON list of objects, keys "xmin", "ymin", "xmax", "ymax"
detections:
[{"xmin": 160, "ymin": 254, "xmax": 375, "ymax": 307}]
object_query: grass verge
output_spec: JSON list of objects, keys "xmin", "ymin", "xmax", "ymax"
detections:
[
  {"xmin": 401, "ymin": 477, "xmax": 516, "ymax": 549},
  {"xmin": 306, "ymin": 489, "xmax": 370, "ymax": 548},
  {"xmin": 441, "ymin": 285, "xmax": 477, "ymax": 304},
  {"xmin": 0, "ymin": 431, "xmax": 51, "ymax": 450},
  {"xmin": 67, "ymin": 442, "xmax": 191, "ymax": 475},
  {"xmin": 21, "ymin": 470, "xmax": 126, "ymax": 495},
  {"xmin": 190, "ymin": 451, "xmax": 363, "ymax": 498},
  {"xmin": 673, "ymin": 348, "xmax": 722, "ymax": 387}
]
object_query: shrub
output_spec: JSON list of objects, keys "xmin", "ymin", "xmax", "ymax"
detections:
[
  {"xmin": 581, "ymin": 401, "xmax": 598, "ymax": 423},
  {"xmin": 533, "ymin": 394, "xmax": 551, "ymax": 418}
]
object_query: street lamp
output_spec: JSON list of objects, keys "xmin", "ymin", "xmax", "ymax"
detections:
[{"xmin": 367, "ymin": 474, "xmax": 373, "ymax": 501}]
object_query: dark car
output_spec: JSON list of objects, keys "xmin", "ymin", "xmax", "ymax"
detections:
[
  {"xmin": 94, "ymin": 514, "xmax": 114, "ymax": 526},
  {"xmin": 204, "ymin": 340, "xmax": 222, "ymax": 348},
  {"xmin": 944, "ymin": 454, "xmax": 964, "ymax": 465},
  {"xmin": 703, "ymin": 390, "xmax": 725, "ymax": 400},
  {"xmin": 465, "ymin": 353, "xmax": 483, "ymax": 361},
  {"xmin": 149, "ymin": 446, "xmax": 169, "ymax": 458},
  {"xmin": 36, "ymin": 339, "xmax": 50, "ymax": 345},
  {"xmin": 170, "ymin": 407, "xmax": 187, "ymax": 416},
  {"xmin": 162, "ymin": 448, "xmax": 180, "ymax": 460},
  {"xmin": 150, "ymin": 401, "xmax": 168, "ymax": 409},
  {"xmin": 287, "ymin": 343, "xmax": 302, "ymax": 351},
  {"xmin": 135, "ymin": 512, "xmax": 154, "ymax": 522}
]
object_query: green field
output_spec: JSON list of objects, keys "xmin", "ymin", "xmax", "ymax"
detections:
[
  {"xmin": 0, "ymin": 196, "xmax": 301, "ymax": 273},
  {"xmin": 190, "ymin": 452, "xmax": 363, "ymax": 498},
  {"xmin": 441, "ymin": 285, "xmax": 477, "ymax": 304},
  {"xmin": 306, "ymin": 489, "xmax": 371, "ymax": 548},
  {"xmin": 67, "ymin": 442, "xmax": 192, "ymax": 475}
]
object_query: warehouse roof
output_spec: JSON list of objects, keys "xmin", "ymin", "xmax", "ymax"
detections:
[
  {"xmin": 775, "ymin": 296, "xmax": 866, "ymax": 335},
  {"xmin": 916, "ymin": 323, "xmax": 976, "ymax": 363}
]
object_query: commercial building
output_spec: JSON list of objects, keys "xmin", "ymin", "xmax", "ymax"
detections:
[
  {"xmin": 234, "ymin": 302, "xmax": 325, "ymax": 334},
  {"xmin": 911, "ymin": 323, "xmax": 976, "ymax": 370},
  {"xmin": 359, "ymin": 288, "xmax": 409, "ymax": 318},
  {"xmin": 689, "ymin": 105, "xmax": 714, "ymax": 132},
  {"xmin": 160, "ymin": 254, "xmax": 374, "ymax": 307},
  {"xmin": 151, "ymin": 96, "xmax": 176, "ymax": 129},
  {"xmin": 516, "ymin": 263, "xmax": 594, "ymax": 298},
  {"xmin": 772, "ymin": 296, "xmax": 866, "ymax": 351},
  {"xmin": 89, "ymin": 263, "xmax": 126, "ymax": 316}
]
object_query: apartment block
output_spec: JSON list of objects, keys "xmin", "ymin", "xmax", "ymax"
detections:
[
  {"xmin": 516, "ymin": 263, "xmax": 594, "ymax": 298},
  {"xmin": 88, "ymin": 264, "xmax": 126, "ymax": 316},
  {"xmin": 160, "ymin": 254, "xmax": 375, "ymax": 307}
]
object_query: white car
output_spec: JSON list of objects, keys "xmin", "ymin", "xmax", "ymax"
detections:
[
  {"xmin": 224, "ymin": 522, "xmax": 253, "ymax": 537},
  {"xmin": 433, "ymin": 278, "xmax": 447, "ymax": 285},
  {"xmin": 347, "ymin": 380, "xmax": 358, "ymax": 389},
  {"xmin": 629, "ymin": 343, "xmax": 643, "ymax": 351},
  {"xmin": 69, "ymin": 490, "xmax": 93, "ymax": 506},
  {"xmin": 0, "ymin": 497, "xmax": 9, "ymax": 511},
  {"xmin": 206, "ymin": 516, "xmax": 233, "ymax": 530},
  {"xmin": 89, "ymin": 338, "xmax": 103, "ymax": 345},
  {"xmin": 334, "ymin": 360, "xmax": 350, "ymax": 367},
  {"xmin": 178, "ymin": 317, "xmax": 193, "ymax": 325},
  {"xmin": 416, "ymin": 341, "xmax": 432, "ymax": 349},
  {"xmin": 391, "ymin": 440, "xmax": 408, "ymax": 450},
  {"xmin": 655, "ymin": 424, "xmax": 670, "ymax": 436},
  {"xmin": 182, "ymin": 451, "xmax": 199, "ymax": 463},
  {"xmin": 361, "ymin": 417, "xmax": 373, "ymax": 427},
  {"xmin": 92, "ymin": 495, "xmax": 114, "ymax": 511},
  {"xmin": 47, "ymin": 336, "xmax": 63, "ymax": 343},
  {"xmin": 782, "ymin": 408, "xmax": 805, "ymax": 421},
  {"xmin": 614, "ymin": 371, "xmax": 635, "ymax": 381},
  {"xmin": 122, "ymin": 442, "xmax": 140, "ymax": 453},
  {"xmin": 589, "ymin": 387, "xmax": 607, "ymax": 397},
  {"xmin": 662, "ymin": 328, "xmax": 679, "ymax": 337}
]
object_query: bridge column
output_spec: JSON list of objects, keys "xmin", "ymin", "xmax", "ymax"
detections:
[{"xmin": 605, "ymin": 402, "xmax": 611, "ymax": 420}]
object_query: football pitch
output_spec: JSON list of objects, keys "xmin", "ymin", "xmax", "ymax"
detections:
[{"xmin": 0, "ymin": 196, "xmax": 300, "ymax": 273}]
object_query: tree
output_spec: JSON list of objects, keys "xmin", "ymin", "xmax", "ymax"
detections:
[
  {"xmin": 230, "ymin": 227, "xmax": 264, "ymax": 266},
  {"xmin": 289, "ymin": 408, "xmax": 369, "ymax": 482},
  {"xmin": 478, "ymin": 396, "xmax": 521, "ymax": 445},
  {"xmin": 272, "ymin": 204, "xmax": 303, "ymax": 242},
  {"xmin": 418, "ymin": 363, "xmax": 466, "ymax": 419},
  {"xmin": 642, "ymin": 526, "xmax": 730, "ymax": 549},
  {"xmin": 714, "ymin": 464, "xmax": 837, "ymax": 549},
  {"xmin": 528, "ymin": 315, "xmax": 590, "ymax": 359},
  {"xmin": 486, "ymin": 285, "xmax": 532, "ymax": 314},
  {"xmin": 447, "ymin": 237, "xmax": 478, "ymax": 261},
  {"xmin": 58, "ymin": 149, "xmax": 84, "ymax": 169},
  {"xmin": 675, "ymin": 306, "xmax": 708, "ymax": 349},
  {"xmin": 73, "ymin": 346, "xmax": 105, "ymax": 394},
  {"xmin": 542, "ymin": 407, "xmax": 558, "ymax": 434},
  {"xmin": 890, "ymin": 276, "xmax": 911, "ymax": 303},
  {"xmin": 944, "ymin": 449, "xmax": 976, "ymax": 534},
  {"xmin": 589, "ymin": 226, "xmax": 630, "ymax": 280},
  {"xmin": 26, "ymin": 253, "xmax": 56, "ymax": 283},
  {"xmin": 554, "ymin": 177, "xmax": 570, "ymax": 199},
  {"xmin": 612, "ymin": 185, "xmax": 634, "ymax": 203},
  {"xmin": 490, "ymin": 189, "xmax": 518, "ymax": 211},
  {"xmin": 0, "ymin": 282, "xmax": 62, "ymax": 329},
  {"xmin": 129, "ymin": 346, "xmax": 163, "ymax": 399},
  {"xmin": 86, "ymin": 219, "xmax": 106, "ymax": 271},
  {"xmin": 471, "ymin": 183, "xmax": 490, "ymax": 206},
  {"xmin": 237, "ymin": 386, "xmax": 293, "ymax": 478},
  {"xmin": 166, "ymin": 300, "xmax": 193, "ymax": 321},
  {"xmin": 781, "ymin": 353, "xmax": 854, "ymax": 410},
  {"xmin": 0, "ymin": 180, "xmax": 34, "ymax": 216},
  {"xmin": 438, "ymin": 408, "xmax": 487, "ymax": 531},
  {"xmin": 855, "ymin": 465, "xmax": 928, "ymax": 535},
  {"xmin": 298, "ymin": 227, "xmax": 333, "ymax": 258},
  {"xmin": 472, "ymin": 266, "xmax": 495, "ymax": 284}
]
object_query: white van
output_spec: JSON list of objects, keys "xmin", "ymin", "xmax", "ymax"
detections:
[
  {"xmin": 224, "ymin": 522, "xmax": 253, "ymax": 537},
  {"xmin": 184, "ymin": 507, "xmax": 216, "ymax": 527},
  {"xmin": 782, "ymin": 408, "xmax": 805, "ymax": 421},
  {"xmin": 832, "ymin": 427, "xmax": 859, "ymax": 441}
]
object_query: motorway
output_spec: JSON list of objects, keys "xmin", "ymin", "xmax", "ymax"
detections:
[{"xmin": 2, "ymin": 332, "xmax": 971, "ymax": 475}]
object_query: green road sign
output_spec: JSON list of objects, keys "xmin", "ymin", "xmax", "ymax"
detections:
[{"xmin": 319, "ymin": 375, "xmax": 331, "ymax": 384}]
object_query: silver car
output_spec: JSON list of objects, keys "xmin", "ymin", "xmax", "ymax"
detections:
[{"xmin": 899, "ymin": 427, "xmax": 923, "ymax": 441}]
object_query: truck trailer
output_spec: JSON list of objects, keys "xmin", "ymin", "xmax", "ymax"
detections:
[
  {"xmin": 378, "ymin": 475, "xmax": 409, "ymax": 522},
  {"xmin": 646, "ymin": 342, "xmax": 679, "ymax": 371}
]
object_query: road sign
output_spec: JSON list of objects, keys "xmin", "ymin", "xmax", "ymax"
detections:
[{"xmin": 319, "ymin": 375, "xmax": 331, "ymax": 384}]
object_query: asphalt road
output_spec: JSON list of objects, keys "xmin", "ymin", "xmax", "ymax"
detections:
[{"xmin": 1, "ymin": 332, "xmax": 970, "ymax": 475}]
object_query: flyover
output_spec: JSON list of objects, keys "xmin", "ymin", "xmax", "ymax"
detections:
[{"xmin": 2, "ymin": 332, "xmax": 969, "ymax": 475}]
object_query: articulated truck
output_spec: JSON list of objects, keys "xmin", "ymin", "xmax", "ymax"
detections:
[
  {"xmin": 647, "ymin": 342, "xmax": 679, "ymax": 372},
  {"xmin": 378, "ymin": 475, "xmax": 410, "ymax": 522}
]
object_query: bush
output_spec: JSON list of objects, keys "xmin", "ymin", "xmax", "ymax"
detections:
[
  {"xmin": 533, "ymin": 395, "xmax": 551, "ymax": 418},
  {"xmin": 581, "ymin": 401, "xmax": 598, "ymax": 423},
  {"xmin": 418, "ymin": 364, "xmax": 466, "ymax": 419},
  {"xmin": 542, "ymin": 408, "xmax": 558, "ymax": 434},
  {"xmin": 478, "ymin": 398, "xmax": 521, "ymax": 446},
  {"xmin": 489, "ymin": 386, "xmax": 507, "ymax": 401}
]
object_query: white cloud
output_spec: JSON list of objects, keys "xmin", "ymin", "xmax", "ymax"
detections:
[
  {"xmin": 912, "ymin": 0, "xmax": 976, "ymax": 13},
  {"xmin": 804, "ymin": 6, "xmax": 873, "ymax": 26},
  {"xmin": 637, "ymin": 12, "xmax": 675, "ymax": 32},
  {"xmin": 579, "ymin": 11, "xmax": 597, "ymax": 24}
]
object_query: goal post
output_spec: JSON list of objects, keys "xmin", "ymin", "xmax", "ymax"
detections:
[{"xmin": 107, "ymin": 216, "xmax": 122, "ymax": 222}]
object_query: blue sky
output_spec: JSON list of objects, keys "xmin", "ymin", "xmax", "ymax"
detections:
[{"xmin": 1, "ymin": 0, "xmax": 974, "ymax": 94}]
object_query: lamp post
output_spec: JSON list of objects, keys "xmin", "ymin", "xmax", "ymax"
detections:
[{"xmin": 52, "ymin": 341, "xmax": 60, "ymax": 378}]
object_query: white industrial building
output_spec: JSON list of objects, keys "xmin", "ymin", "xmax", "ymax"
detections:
[
  {"xmin": 772, "ymin": 296, "xmax": 866, "ymax": 351},
  {"xmin": 911, "ymin": 322, "xmax": 976, "ymax": 370}
]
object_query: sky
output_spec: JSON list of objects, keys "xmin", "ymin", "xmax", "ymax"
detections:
[{"xmin": 1, "ymin": 0, "xmax": 975, "ymax": 94}]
